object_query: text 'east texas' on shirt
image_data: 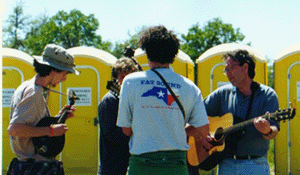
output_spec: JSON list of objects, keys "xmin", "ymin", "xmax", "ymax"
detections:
[{"xmin": 117, "ymin": 68, "xmax": 208, "ymax": 155}]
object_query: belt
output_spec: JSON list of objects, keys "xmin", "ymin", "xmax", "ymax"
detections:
[{"xmin": 232, "ymin": 155, "xmax": 261, "ymax": 160}]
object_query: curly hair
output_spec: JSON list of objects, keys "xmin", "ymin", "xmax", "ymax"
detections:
[
  {"xmin": 138, "ymin": 25, "xmax": 180, "ymax": 64},
  {"xmin": 112, "ymin": 57, "xmax": 139, "ymax": 79},
  {"xmin": 223, "ymin": 49, "xmax": 256, "ymax": 79}
]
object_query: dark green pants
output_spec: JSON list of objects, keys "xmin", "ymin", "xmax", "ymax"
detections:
[{"xmin": 127, "ymin": 150, "xmax": 188, "ymax": 175}]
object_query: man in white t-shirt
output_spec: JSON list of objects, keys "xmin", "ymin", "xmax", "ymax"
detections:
[{"xmin": 117, "ymin": 25, "xmax": 212, "ymax": 175}]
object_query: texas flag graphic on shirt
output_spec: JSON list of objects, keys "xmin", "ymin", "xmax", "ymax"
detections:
[{"xmin": 141, "ymin": 86, "xmax": 178, "ymax": 106}]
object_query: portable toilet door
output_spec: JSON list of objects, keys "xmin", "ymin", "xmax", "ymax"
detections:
[
  {"xmin": 274, "ymin": 43, "xmax": 300, "ymax": 175},
  {"xmin": 2, "ymin": 48, "xmax": 35, "ymax": 174},
  {"xmin": 196, "ymin": 43, "xmax": 268, "ymax": 98},
  {"xmin": 133, "ymin": 48, "xmax": 195, "ymax": 81},
  {"xmin": 41, "ymin": 46, "xmax": 117, "ymax": 175}
]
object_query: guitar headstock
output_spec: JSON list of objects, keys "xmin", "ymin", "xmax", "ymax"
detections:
[
  {"xmin": 106, "ymin": 79, "xmax": 120, "ymax": 98},
  {"xmin": 68, "ymin": 90, "xmax": 80, "ymax": 106},
  {"xmin": 267, "ymin": 107, "xmax": 296, "ymax": 122}
]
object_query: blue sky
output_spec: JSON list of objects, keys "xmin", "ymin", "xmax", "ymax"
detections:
[{"xmin": 1, "ymin": 0, "xmax": 300, "ymax": 61}]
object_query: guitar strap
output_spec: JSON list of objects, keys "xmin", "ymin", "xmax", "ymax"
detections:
[
  {"xmin": 224, "ymin": 81, "xmax": 260, "ymax": 156},
  {"xmin": 246, "ymin": 81, "xmax": 260, "ymax": 119},
  {"xmin": 42, "ymin": 87, "xmax": 51, "ymax": 117},
  {"xmin": 151, "ymin": 69, "xmax": 186, "ymax": 119}
]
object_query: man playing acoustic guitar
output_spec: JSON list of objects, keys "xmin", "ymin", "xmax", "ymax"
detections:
[
  {"xmin": 7, "ymin": 44, "xmax": 79, "ymax": 174},
  {"xmin": 203, "ymin": 49, "xmax": 280, "ymax": 175}
]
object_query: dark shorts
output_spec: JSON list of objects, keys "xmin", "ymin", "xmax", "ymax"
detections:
[{"xmin": 7, "ymin": 157, "xmax": 64, "ymax": 175}]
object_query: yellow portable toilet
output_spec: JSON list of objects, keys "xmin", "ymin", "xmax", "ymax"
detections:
[
  {"xmin": 194, "ymin": 43, "xmax": 268, "ymax": 175},
  {"xmin": 41, "ymin": 46, "xmax": 117, "ymax": 175},
  {"xmin": 274, "ymin": 43, "xmax": 300, "ymax": 175},
  {"xmin": 2, "ymin": 48, "xmax": 35, "ymax": 174},
  {"xmin": 133, "ymin": 48, "xmax": 195, "ymax": 81},
  {"xmin": 196, "ymin": 43, "xmax": 268, "ymax": 98}
]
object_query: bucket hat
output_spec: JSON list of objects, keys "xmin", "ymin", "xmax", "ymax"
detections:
[{"xmin": 33, "ymin": 44, "xmax": 79, "ymax": 75}]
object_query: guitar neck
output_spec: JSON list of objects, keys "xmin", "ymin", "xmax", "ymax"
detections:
[
  {"xmin": 223, "ymin": 118, "xmax": 254, "ymax": 136},
  {"xmin": 57, "ymin": 107, "xmax": 70, "ymax": 124},
  {"xmin": 221, "ymin": 110, "xmax": 282, "ymax": 137},
  {"xmin": 107, "ymin": 79, "xmax": 120, "ymax": 98}
]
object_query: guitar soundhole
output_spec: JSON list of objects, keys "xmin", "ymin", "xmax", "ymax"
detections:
[{"xmin": 214, "ymin": 127, "xmax": 224, "ymax": 141}]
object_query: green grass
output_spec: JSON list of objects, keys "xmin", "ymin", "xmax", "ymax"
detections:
[{"xmin": 268, "ymin": 139, "xmax": 275, "ymax": 175}]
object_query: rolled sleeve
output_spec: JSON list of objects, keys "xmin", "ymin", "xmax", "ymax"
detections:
[
  {"xmin": 264, "ymin": 89, "xmax": 280, "ymax": 131},
  {"xmin": 188, "ymin": 90, "xmax": 209, "ymax": 128},
  {"xmin": 10, "ymin": 93, "xmax": 41, "ymax": 125}
]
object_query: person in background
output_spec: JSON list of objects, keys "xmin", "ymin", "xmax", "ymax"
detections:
[
  {"xmin": 98, "ymin": 57, "xmax": 139, "ymax": 175},
  {"xmin": 7, "ymin": 44, "xmax": 79, "ymax": 174},
  {"xmin": 117, "ymin": 25, "xmax": 212, "ymax": 175},
  {"xmin": 123, "ymin": 45, "xmax": 143, "ymax": 71},
  {"xmin": 204, "ymin": 49, "xmax": 280, "ymax": 175},
  {"xmin": 123, "ymin": 46, "xmax": 135, "ymax": 58}
]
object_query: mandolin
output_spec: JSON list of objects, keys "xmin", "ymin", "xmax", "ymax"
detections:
[
  {"xmin": 187, "ymin": 106, "xmax": 296, "ymax": 171},
  {"xmin": 32, "ymin": 90, "xmax": 79, "ymax": 158},
  {"xmin": 106, "ymin": 78, "xmax": 120, "ymax": 98}
]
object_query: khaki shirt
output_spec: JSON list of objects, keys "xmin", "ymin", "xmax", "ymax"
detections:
[{"xmin": 10, "ymin": 76, "xmax": 52, "ymax": 161}]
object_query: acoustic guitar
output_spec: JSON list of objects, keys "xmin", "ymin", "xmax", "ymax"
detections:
[
  {"xmin": 187, "ymin": 107, "xmax": 296, "ymax": 171},
  {"xmin": 32, "ymin": 90, "xmax": 79, "ymax": 158}
]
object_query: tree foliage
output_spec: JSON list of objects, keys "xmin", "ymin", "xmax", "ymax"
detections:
[
  {"xmin": 3, "ymin": 3, "xmax": 250, "ymax": 64},
  {"xmin": 111, "ymin": 26, "xmax": 145, "ymax": 58},
  {"xmin": 266, "ymin": 58, "xmax": 274, "ymax": 88},
  {"xmin": 23, "ymin": 14, "xmax": 52, "ymax": 55},
  {"xmin": 24, "ymin": 9, "xmax": 106, "ymax": 55},
  {"xmin": 2, "ymin": 1, "xmax": 30, "ymax": 50},
  {"xmin": 181, "ymin": 18, "xmax": 247, "ymax": 61}
]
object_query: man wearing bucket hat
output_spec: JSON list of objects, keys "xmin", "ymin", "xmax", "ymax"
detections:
[{"xmin": 7, "ymin": 44, "xmax": 79, "ymax": 174}]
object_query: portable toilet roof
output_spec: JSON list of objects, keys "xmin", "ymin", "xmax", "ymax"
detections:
[
  {"xmin": 133, "ymin": 48, "xmax": 195, "ymax": 81},
  {"xmin": 134, "ymin": 48, "xmax": 194, "ymax": 65},
  {"xmin": 196, "ymin": 43, "xmax": 266, "ymax": 64},
  {"xmin": 275, "ymin": 43, "xmax": 300, "ymax": 61},
  {"xmin": 2, "ymin": 47, "xmax": 35, "ymax": 84},
  {"xmin": 67, "ymin": 46, "xmax": 117, "ymax": 66},
  {"xmin": 2, "ymin": 47, "xmax": 34, "ymax": 65}
]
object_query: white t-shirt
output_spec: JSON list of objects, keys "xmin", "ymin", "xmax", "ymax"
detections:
[{"xmin": 117, "ymin": 68, "xmax": 208, "ymax": 155}]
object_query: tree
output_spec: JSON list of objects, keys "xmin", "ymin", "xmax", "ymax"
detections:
[
  {"xmin": 266, "ymin": 57, "xmax": 274, "ymax": 88},
  {"xmin": 24, "ymin": 9, "xmax": 107, "ymax": 55},
  {"xmin": 110, "ymin": 26, "xmax": 146, "ymax": 58},
  {"xmin": 3, "ymin": 1, "xmax": 31, "ymax": 50},
  {"xmin": 22, "ymin": 14, "xmax": 51, "ymax": 55},
  {"xmin": 181, "ymin": 18, "xmax": 247, "ymax": 61},
  {"xmin": 111, "ymin": 34, "xmax": 139, "ymax": 59}
]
